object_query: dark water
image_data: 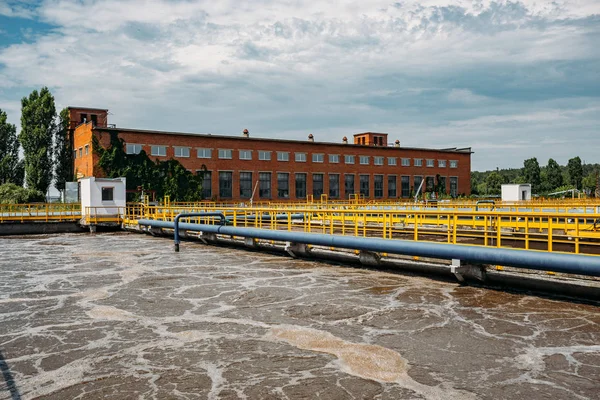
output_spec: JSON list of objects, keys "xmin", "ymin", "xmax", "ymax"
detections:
[{"xmin": 0, "ymin": 233, "xmax": 599, "ymax": 399}]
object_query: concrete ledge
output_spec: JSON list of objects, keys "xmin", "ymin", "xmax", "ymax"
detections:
[
  {"xmin": 147, "ymin": 228, "xmax": 600, "ymax": 301},
  {"xmin": 0, "ymin": 222, "xmax": 86, "ymax": 236}
]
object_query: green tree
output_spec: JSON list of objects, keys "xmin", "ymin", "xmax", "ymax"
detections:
[
  {"xmin": 545, "ymin": 158, "xmax": 563, "ymax": 191},
  {"xmin": 54, "ymin": 108, "xmax": 73, "ymax": 192},
  {"xmin": 582, "ymin": 171, "xmax": 598, "ymax": 194},
  {"xmin": 523, "ymin": 157, "xmax": 541, "ymax": 192},
  {"xmin": 567, "ymin": 156, "xmax": 583, "ymax": 189},
  {"xmin": 19, "ymin": 87, "xmax": 57, "ymax": 194},
  {"xmin": 0, "ymin": 183, "xmax": 44, "ymax": 203},
  {"xmin": 0, "ymin": 109, "xmax": 24, "ymax": 185},
  {"xmin": 485, "ymin": 171, "xmax": 506, "ymax": 195}
]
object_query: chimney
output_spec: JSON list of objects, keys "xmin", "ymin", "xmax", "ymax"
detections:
[
  {"xmin": 395, "ymin": 139, "xmax": 400, "ymax": 147},
  {"xmin": 308, "ymin": 134, "xmax": 314, "ymax": 142},
  {"xmin": 342, "ymin": 136, "xmax": 348, "ymax": 144},
  {"xmin": 243, "ymin": 128, "xmax": 249, "ymax": 138}
]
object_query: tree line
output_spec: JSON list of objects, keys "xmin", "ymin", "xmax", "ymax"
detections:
[
  {"xmin": 471, "ymin": 156, "xmax": 599, "ymax": 196},
  {"xmin": 0, "ymin": 88, "xmax": 72, "ymax": 203}
]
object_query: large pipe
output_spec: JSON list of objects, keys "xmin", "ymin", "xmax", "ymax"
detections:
[
  {"xmin": 139, "ymin": 219, "xmax": 600, "ymax": 277},
  {"xmin": 173, "ymin": 212, "xmax": 226, "ymax": 252}
]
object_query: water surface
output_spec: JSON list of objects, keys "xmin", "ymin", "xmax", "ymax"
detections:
[{"xmin": 1, "ymin": 233, "xmax": 599, "ymax": 399}]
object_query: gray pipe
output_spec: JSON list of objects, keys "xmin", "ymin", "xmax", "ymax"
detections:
[
  {"xmin": 173, "ymin": 212, "xmax": 226, "ymax": 252},
  {"xmin": 475, "ymin": 200, "xmax": 496, "ymax": 211},
  {"xmin": 139, "ymin": 218, "xmax": 600, "ymax": 277}
]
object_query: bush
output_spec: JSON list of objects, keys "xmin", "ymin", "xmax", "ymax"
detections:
[{"xmin": 0, "ymin": 183, "xmax": 45, "ymax": 204}]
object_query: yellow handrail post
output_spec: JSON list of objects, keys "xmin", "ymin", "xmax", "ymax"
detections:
[
  {"xmin": 548, "ymin": 217, "xmax": 553, "ymax": 252},
  {"xmin": 484, "ymin": 215, "xmax": 488, "ymax": 246},
  {"xmin": 525, "ymin": 217, "xmax": 529, "ymax": 250},
  {"xmin": 452, "ymin": 214, "xmax": 458, "ymax": 244},
  {"xmin": 414, "ymin": 214, "xmax": 418, "ymax": 241},
  {"xmin": 575, "ymin": 217, "xmax": 580, "ymax": 254},
  {"xmin": 496, "ymin": 214, "xmax": 501, "ymax": 248}
]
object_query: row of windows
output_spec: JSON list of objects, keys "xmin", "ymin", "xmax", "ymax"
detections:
[
  {"xmin": 73, "ymin": 145, "xmax": 90, "ymax": 159},
  {"xmin": 197, "ymin": 172, "xmax": 459, "ymax": 199},
  {"xmin": 125, "ymin": 144, "xmax": 459, "ymax": 168}
]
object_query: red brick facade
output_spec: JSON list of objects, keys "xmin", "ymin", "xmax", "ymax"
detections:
[{"xmin": 71, "ymin": 107, "xmax": 472, "ymax": 201}]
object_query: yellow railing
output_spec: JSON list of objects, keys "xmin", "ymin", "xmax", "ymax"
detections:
[
  {"xmin": 0, "ymin": 203, "xmax": 81, "ymax": 223},
  {"xmin": 82, "ymin": 206, "xmax": 125, "ymax": 225},
  {"xmin": 124, "ymin": 205, "xmax": 600, "ymax": 256}
]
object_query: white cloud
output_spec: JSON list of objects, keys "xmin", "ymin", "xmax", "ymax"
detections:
[{"xmin": 0, "ymin": 0, "xmax": 599, "ymax": 170}]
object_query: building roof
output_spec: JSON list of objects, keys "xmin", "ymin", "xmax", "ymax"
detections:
[
  {"xmin": 95, "ymin": 126, "xmax": 473, "ymax": 154},
  {"xmin": 67, "ymin": 106, "xmax": 109, "ymax": 112}
]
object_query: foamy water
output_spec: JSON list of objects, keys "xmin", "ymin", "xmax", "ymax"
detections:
[{"xmin": 0, "ymin": 232, "xmax": 599, "ymax": 399}]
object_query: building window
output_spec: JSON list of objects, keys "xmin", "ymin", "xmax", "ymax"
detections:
[
  {"xmin": 126, "ymin": 143, "xmax": 142, "ymax": 155},
  {"xmin": 374, "ymin": 156, "xmax": 384, "ymax": 166},
  {"xmin": 401, "ymin": 176, "xmax": 410, "ymax": 198},
  {"xmin": 259, "ymin": 172, "xmax": 271, "ymax": 198},
  {"xmin": 329, "ymin": 174, "xmax": 340, "ymax": 198},
  {"xmin": 450, "ymin": 177, "xmax": 458, "ymax": 197},
  {"xmin": 359, "ymin": 156, "xmax": 369, "ymax": 165},
  {"xmin": 401, "ymin": 158, "xmax": 410, "ymax": 167},
  {"xmin": 199, "ymin": 171, "xmax": 211, "ymax": 199},
  {"xmin": 239, "ymin": 150, "xmax": 252, "ymax": 160},
  {"xmin": 312, "ymin": 153, "xmax": 324, "ymax": 163},
  {"xmin": 414, "ymin": 158, "xmax": 423, "ymax": 167},
  {"xmin": 197, "ymin": 148, "xmax": 212, "ymax": 158},
  {"xmin": 426, "ymin": 176, "xmax": 435, "ymax": 191},
  {"xmin": 73, "ymin": 150, "xmax": 77, "ymax": 159},
  {"xmin": 329, "ymin": 154, "xmax": 340, "ymax": 163},
  {"xmin": 438, "ymin": 160, "xmax": 446, "ymax": 168},
  {"xmin": 78, "ymin": 148, "xmax": 83, "ymax": 158},
  {"xmin": 450, "ymin": 160, "xmax": 458, "ymax": 168},
  {"xmin": 313, "ymin": 174, "xmax": 324, "ymax": 197},
  {"xmin": 84, "ymin": 145, "xmax": 89, "ymax": 155},
  {"xmin": 151, "ymin": 145, "xmax": 167, "ymax": 157},
  {"xmin": 388, "ymin": 175, "xmax": 397, "ymax": 197},
  {"xmin": 388, "ymin": 157, "xmax": 397, "ymax": 166},
  {"xmin": 374, "ymin": 175, "xmax": 384, "ymax": 198},
  {"xmin": 174, "ymin": 146, "xmax": 190, "ymax": 158},
  {"xmin": 259, "ymin": 151, "xmax": 271, "ymax": 161},
  {"xmin": 295, "ymin": 152, "xmax": 307, "ymax": 162},
  {"xmin": 219, "ymin": 149, "xmax": 233, "ymax": 159},
  {"xmin": 101, "ymin": 187, "xmax": 114, "ymax": 201},
  {"xmin": 345, "ymin": 174, "xmax": 355, "ymax": 198},
  {"xmin": 240, "ymin": 172, "xmax": 253, "ymax": 198},
  {"xmin": 359, "ymin": 175, "xmax": 370, "ymax": 197},
  {"xmin": 90, "ymin": 114, "xmax": 97, "ymax": 126},
  {"xmin": 345, "ymin": 155, "xmax": 355, "ymax": 164},
  {"xmin": 414, "ymin": 176, "xmax": 423, "ymax": 195},
  {"xmin": 295, "ymin": 173, "xmax": 307, "ymax": 198},
  {"xmin": 426, "ymin": 159, "xmax": 434, "ymax": 167},
  {"xmin": 219, "ymin": 172, "xmax": 233, "ymax": 198},
  {"xmin": 277, "ymin": 151, "xmax": 289, "ymax": 161},
  {"xmin": 277, "ymin": 173, "xmax": 289, "ymax": 198}
]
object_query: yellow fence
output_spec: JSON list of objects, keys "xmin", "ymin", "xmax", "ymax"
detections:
[
  {"xmin": 0, "ymin": 203, "xmax": 81, "ymax": 223},
  {"xmin": 124, "ymin": 204, "xmax": 600, "ymax": 256}
]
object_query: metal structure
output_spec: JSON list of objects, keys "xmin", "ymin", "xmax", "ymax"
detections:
[
  {"xmin": 125, "ymin": 204, "xmax": 600, "ymax": 255},
  {"xmin": 139, "ymin": 218, "xmax": 600, "ymax": 277}
]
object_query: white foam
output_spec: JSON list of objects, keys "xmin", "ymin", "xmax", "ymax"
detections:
[{"xmin": 268, "ymin": 325, "xmax": 476, "ymax": 400}]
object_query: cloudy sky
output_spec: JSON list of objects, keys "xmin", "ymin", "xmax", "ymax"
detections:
[{"xmin": 1, "ymin": 0, "xmax": 599, "ymax": 171}]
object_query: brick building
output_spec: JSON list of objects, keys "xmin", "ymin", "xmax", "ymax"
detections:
[{"xmin": 70, "ymin": 107, "xmax": 472, "ymax": 202}]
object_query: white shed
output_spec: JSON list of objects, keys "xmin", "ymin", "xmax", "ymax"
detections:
[
  {"xmin": 80, "ymin": 177, "xmax": 126, "ymax": 224},
  {"xmin": 501, "ymin": 184, "xmax": 531, "ymax": 201}
]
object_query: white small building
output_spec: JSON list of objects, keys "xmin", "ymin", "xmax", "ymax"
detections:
[
  {"xmin": 501, "ymin": 184, "xmax": 531, "ymax": 201},
  {"xmin": 80, "ymin": 177, "xmax": 126, "ymax": 225}
]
